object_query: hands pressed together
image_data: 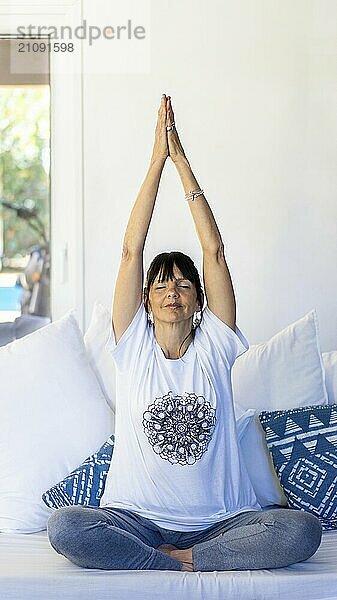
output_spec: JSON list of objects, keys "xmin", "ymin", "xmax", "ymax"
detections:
[{"xmin": 151, "ymin": 93, "xmax": 187, "ymax": 165}]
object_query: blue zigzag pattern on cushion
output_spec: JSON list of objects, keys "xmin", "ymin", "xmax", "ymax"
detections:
[
  {"xmin": 259, "ymin": 405, "xmax": 337, "ymax": 530},
  {"xmin": 42, "ymin": 434, "xmax": 115, "ymax": 509}
]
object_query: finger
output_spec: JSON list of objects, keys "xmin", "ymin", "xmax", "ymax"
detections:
[
  {"xmin": 165, "ymin": 99, "xmax": 174, "ymax": 124},
  {"xmin": 165, "ymin": 100, "xmax": 171, "ymax": 125},
  {"xmin": 166, "ymin": 101, "xmax": 172, "ymax": 125},
  {"xmin": 167, "ymin": 98, "xmax": 174, "ymax": 120},
  {"xmin": 158, "ymin": 94, "xmax": 166, "ymax": 115}
]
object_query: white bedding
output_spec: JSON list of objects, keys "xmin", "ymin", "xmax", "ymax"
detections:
[{"xmin": 0, "ymin": 530, "xmax": 337, "ymax": 600}]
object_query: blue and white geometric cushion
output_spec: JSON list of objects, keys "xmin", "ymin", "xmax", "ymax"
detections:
[
  {"xmin": 42, "ymin": 434, "xmax": 115, "ymax": 509},
  {"xmin": 259, "ymin": 405, "xmax": 337, "ymax": 530}
]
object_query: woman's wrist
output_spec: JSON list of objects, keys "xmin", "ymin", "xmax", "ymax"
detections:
[
  {"xmin": 150, "ymin": 155, "xmax": 167, "ymax": 169},
  {"xmin": 173, "ymin": 155, "xmax": 191, "ymax": 173},
  {"xmin": 173, "ymin": 157, "xmax": 201, "ymax": 196},
  {"xmin": 172, "ymin": 154, "xmax": 190, "ymax": 168}
]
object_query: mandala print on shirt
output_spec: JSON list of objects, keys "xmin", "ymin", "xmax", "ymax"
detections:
[{"xmin": 142, "ymin": 391, "xmax": 216, "ymax": 466}]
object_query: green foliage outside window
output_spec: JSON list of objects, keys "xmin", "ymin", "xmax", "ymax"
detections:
[{"xmin": 0, "ymin": 87, "xmax": 50, "ymax": 263}]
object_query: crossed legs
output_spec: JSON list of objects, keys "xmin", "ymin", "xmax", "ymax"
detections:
[{"xmin": 47, "ymin": 505, "xmax": 322, "ymax": 572}]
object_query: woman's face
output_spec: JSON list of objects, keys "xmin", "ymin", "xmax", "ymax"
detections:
[{"xmin": 147, "ymin": 264, "xmax": 200, "ymax": 326}]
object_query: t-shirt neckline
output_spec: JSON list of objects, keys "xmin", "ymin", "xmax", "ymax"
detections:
[{"xmin": 152, "ymin": 331, "xmax": 194, "ymax": 363}]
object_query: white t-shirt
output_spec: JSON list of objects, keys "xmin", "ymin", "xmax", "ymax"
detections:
[{"xmin": 100, "ymin": 303, "xmax": 260, "ymax": 531}]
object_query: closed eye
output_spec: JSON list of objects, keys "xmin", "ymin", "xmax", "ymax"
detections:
[{"xmin": 155, "ymin": 284, "xmax": 190, "ymax": 289}]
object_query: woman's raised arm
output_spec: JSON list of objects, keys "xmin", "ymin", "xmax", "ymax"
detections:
[
  {"xmin": 112, "ymin": 95, "xmax": 169, "ymax": 344},
  {"xmin": 166, "ymin": 96, "xmax": 236, "ymax": 331}
]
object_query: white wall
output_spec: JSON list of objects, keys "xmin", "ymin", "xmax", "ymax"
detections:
[{"xmin": 82, "ymin": 0, "xmax": 337, "ymax": 350}]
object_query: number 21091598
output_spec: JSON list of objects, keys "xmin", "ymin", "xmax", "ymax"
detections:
[{"xmin": 18, "ymin": 42, "xmax": 74, "ymax": 53}]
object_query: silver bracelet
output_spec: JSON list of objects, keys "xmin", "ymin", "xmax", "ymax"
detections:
[{"xmin": 185, "ymin": 188, "xmax": 204, "ymax": 201}]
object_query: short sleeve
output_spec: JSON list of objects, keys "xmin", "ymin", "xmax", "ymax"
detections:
[
  {"xmin": 105, "ymin": 303, "xmax": 149, "ymax": 371},
  {"xmin": 198, "ymin": 306, "xmax": 249, "ymax": 368}
]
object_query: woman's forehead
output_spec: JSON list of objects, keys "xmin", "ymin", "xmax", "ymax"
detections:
[{"xmin": 156, "ymin": 266, "xmax": 186, "ymax": 281}]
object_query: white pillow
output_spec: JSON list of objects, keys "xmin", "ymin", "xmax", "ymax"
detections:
[
  {"xmin": 239, "ymin": 413, "xmax": 288, "ymax": 506},
  {"xmin": 0, "ymin": 312, "xmax": 113, "ymax": 533},
  {"xmin": 233, "ymin": 309, "xmax": 328, "ymax": 507},
  {"xmin": 233, "ymin": 403, "xmax": 287, "ymax": 506},
  {"xmin": 84, "ymin": 302, "xmax": 116, "ymax": 417},
  {"xmin": 322, "ymin": 351, "xmax": 337, "ymax": 405},
  {"xmin": 232, "ymin": 309, "xmax": 327, "ymax": 412}
]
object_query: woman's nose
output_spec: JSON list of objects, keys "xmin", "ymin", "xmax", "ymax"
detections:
[{"xmin": 167, "ymin": 286, "xmax": 179, "ymax": 297}]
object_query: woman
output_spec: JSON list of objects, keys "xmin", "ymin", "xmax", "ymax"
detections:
[{"xmin": 47, "ymin": 94, "xmax": 322, "ymax": 572}]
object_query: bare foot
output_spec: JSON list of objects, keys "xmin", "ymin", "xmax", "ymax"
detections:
[
  {"xmin": 157, "ymin": 544, "xmax": 194, "ymax": 571},
  {"xmin": 181, "ymin": 561, "xmax": 194, "ymax": 572},
  {"xmin": 157, "ymin": 544, "xmax": 178, "ymax": 556},
  {"xmin": 170, "ymin": 548, "xmax": 193, "ymax": 566}
]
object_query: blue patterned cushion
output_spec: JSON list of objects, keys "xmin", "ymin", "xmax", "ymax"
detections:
[
  {"xmin": 42, "ymin": 435, "xmax": 115, "ymax": 509},
  {"xmin": 259, "ymin": 405, "xmax": 337, "ymax": 530}
]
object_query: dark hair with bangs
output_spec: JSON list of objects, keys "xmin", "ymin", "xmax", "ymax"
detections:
[{"xmin": 143, "ymin": 251, "xmax": 205, "ymax": 359}]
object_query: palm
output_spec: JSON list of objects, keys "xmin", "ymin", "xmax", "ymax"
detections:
[
  {"xmin": 166, "ymin": 96, "xmax": 186, "ymax": 163},
  {"xmin": 151, "ymin": 95, "xmax": 169, "ymax": 163}
]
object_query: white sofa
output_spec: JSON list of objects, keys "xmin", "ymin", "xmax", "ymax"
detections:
[
  {"xmin": 0, "ymin": 304, "xmax": 336, "ymax": 600},
  {"xmin": 1, "ymin": 528, "xmax": 337, "ymax": 600}
]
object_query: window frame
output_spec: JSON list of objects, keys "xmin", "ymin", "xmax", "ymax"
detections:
[{"xmin": 0, "ymin": 1, "xmax": 85, "ymax": 329}]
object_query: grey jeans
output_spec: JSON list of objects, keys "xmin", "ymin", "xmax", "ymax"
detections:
[{"xmin": 47, "ymin": 505, "xmax": 322, "ymax": 572}]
